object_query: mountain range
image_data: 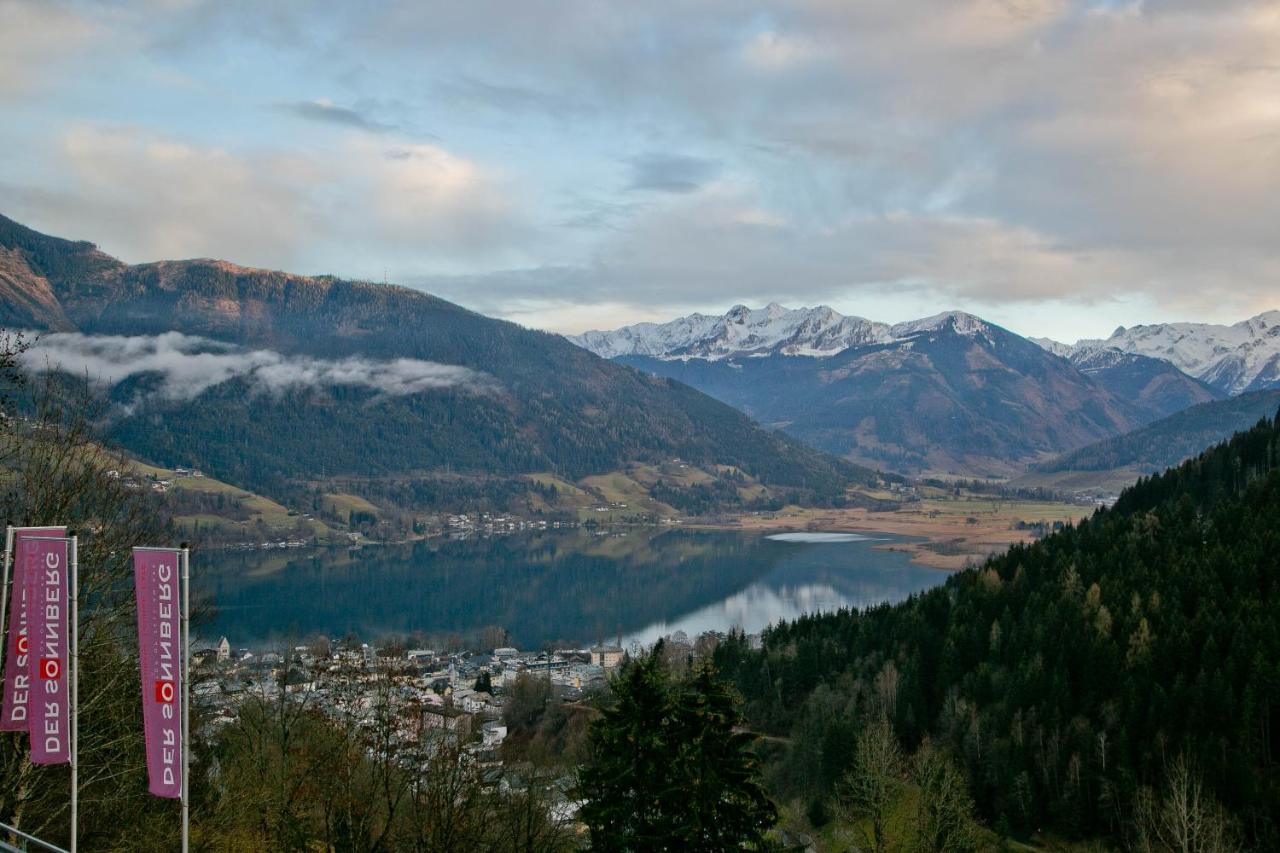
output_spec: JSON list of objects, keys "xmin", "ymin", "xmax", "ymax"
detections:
[
  {"xmin": 0, "ymin": 214, "xmax": 871, "ymax": 522},
  {"xmin": 572, "ymin": 304, "xmax": 1230, "ymax": 477},
  {"xmin": 1017, "ymin": 388, "xmax": 1280, "ymax": 493},
  {"xmin": 6, "ymin": 209, "xmax": 1276, "ymax": 496},
  {"xmin": 1032, "ymin": 313, "xmax": 1280, "ymax": 395}
]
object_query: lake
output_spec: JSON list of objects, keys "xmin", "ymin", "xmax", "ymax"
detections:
[{"xmin": 196, "ymin": 528, "xmax": 947, "ymax": 650}]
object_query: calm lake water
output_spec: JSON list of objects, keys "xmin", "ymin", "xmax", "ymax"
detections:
[{"xmin": 196, "ymin": 529, "xmax": 947, "ymax": 650}]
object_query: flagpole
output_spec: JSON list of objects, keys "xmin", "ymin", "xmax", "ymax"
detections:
[
  {"xmin": 69, "ymin": 533, "xmax": 78, "ymax": 853},
  {"xmin": 0, "ymin": 526, "xmax": 13, "ymax": 671},
  {"xmin": 180, "ymin": 545, "xmax": 190, "ymax": 853}
]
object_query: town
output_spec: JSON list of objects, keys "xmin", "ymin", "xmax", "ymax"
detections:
[{"xmin": 189, "ymin": 628, "xmax": 739, "ymax": 829}]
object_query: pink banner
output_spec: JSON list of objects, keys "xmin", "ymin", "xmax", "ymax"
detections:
[
  {"xmin": 2, "ymin": 526, "xmax": 66, "ymax": 733},
  {"xmin": 134, "ymin": 548, "xmax": 182, "ymax": 798},
  {"xmin": 24, "ymin": 535, "xmax": 70, "ymax": 765}
]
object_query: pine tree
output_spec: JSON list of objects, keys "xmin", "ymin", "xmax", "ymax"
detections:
[
  {"xmin": 671, "ymin": 662, "xmax": 777, "ymax": 849},
  {"xmin": 578, "ymin": 645, "xmax": 777, "ymax": 851}
]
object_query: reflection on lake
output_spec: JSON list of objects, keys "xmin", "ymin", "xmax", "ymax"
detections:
[{"xmin": 197, "ymin": 529, "xmax": 946, "ymax": 649}]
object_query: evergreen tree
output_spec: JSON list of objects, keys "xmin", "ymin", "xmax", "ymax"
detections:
[
  {"xmin": 474, "ymin": 670, "xmax": 493, "ymax": 693},
  {"xmin": 578, "ymin": 645, "xmax": 777, "ymax": 851},
  {"xmin": 671, "ymin": 662, "xmax": 777, "ymax": 850}
]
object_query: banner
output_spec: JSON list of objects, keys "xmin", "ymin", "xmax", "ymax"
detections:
[
  {"xmin": 134, "ymin": 548, "xmax": 182, "ymax": 798},
  {"xmin": 2, "ymin": 526, "xmax": 66, "ymax": 733},
  {"xmin": 24, "ymin": 535, "xmax": 70, "ymax": 764}
]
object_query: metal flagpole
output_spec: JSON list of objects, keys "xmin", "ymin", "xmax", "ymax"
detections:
[
  {"xmin": 180, "ymin": 545, "xmax": 190, "ymax": 853},
  {"xmin": 0, "ymin": 526, "xmax": 13, "ymax": 671},
  {"xmin": 69, "ymin": 534, "xmax": 78, "ymax": 853}
]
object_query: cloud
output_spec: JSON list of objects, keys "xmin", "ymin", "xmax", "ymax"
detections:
[
  {"xmin": 0, "ymin": 1, "xmax": 101, "ymax": 98},
  {"xmin": 436, "ymin": 75, "xmax": 597, "ymax": 121},
  {"xmin": 273, "ymin": 99, "xmax": 394, "ymax": 133},
  {"xmin": 626, "ymin": 153, "xmax": 722, "ymax": 194},
  {"xmin": 742, "ymin": 31, "xmax": 818, "ymax": 71},
  {"xmin": 4, "ymin": 0, "xmax": 1280, "ymax": 341},
  {"xmin": 3, "ymin": 125, "xmax": 533, "ymax": 274},
  {"xmin": 22, "ymin": 330, "xmax": 494, "ymax": 402}
]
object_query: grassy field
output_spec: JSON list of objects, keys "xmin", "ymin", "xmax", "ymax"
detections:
[
  {"xmin": 576, "ymin": 468, "xmax": 680, "ymax": 522},
  {"xmin": 322, "ymin": 492, "xmax": 381, "ymax": 519},
  {"xmin": 716, "ymin": 492, "xmax": 1092, "ymax": 570},
  {"xmin": 127, "ymin": 460, "xmax": 338, "ymax": 541}
]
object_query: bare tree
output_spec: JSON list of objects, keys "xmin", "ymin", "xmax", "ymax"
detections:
[
  {"xmin": 837, "ymin": 715, "xmax": 905, "ymax": 853},
  {"xmin": 0, "ymin": 366, "xmax": 174, "ymax": 847},
  {"xmin": 1132, "ymin": 755, "xmax": 1239, "ymax": 853},
  {"xmin": 910, "ymin": 739, "xmax": 978, "ymax": 853}
]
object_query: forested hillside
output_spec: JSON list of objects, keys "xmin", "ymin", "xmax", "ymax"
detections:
[
  {"xmin": 715, "ymin": 408, "xmax": 1280, "ymax": 846},
  {"xmin": 0, "ymin": 214, "xmax": 872, "ymax": 514},
  {"xmin": 1034, "ymin": 388, "xmax": 1280, "ymax": 477}
]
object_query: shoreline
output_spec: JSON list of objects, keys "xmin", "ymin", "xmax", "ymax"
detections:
[{"xmin": 685, "ymin": 502, "xmax": 1092, "ymax": 570}]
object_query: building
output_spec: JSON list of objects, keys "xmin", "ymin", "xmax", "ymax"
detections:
[
  {"xmin": 590, "ymin": 645, "xmax": 624, "ymax": 669},
  {"xmin": 216, "ymin": 636, "xmax": 231, "ymax": 662},
  {"xmin": 421, "ymin": 705, "xmax": 472, "ymax": 738},
  {"xmin": 482, "ymin": 721, "xmax": 507, "ymax": 748},
  {"xmin": 406, "ymin": 649, "xmax": 436, "ymax": 665}
]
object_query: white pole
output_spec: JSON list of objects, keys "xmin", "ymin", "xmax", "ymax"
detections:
[
  {"xmin": 69, "ymin": 534, "xmax": 78, "ymax": 853},
  {"xmin": 0, "ymin": 526, "xmax": 13, "ymax": 674},
  {"xmin": 180, "ymin": 546, "xmax": 190, "ymax": 853}
]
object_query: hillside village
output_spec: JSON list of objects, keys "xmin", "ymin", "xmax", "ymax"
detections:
[{"xmin": 191, "ymin": 631, "xmax": 669, "ymax": 821}]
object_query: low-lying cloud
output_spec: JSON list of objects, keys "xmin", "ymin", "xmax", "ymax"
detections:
[{"xmin": 22, "ymin": 331, "xmax": 493, "ymax": 402}]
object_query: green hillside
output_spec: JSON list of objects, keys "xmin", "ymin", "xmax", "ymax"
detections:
[
  {"xmin": 0, "ymin": 213, "xmax": 874, "ymax": 515},
  {"xmin": 1022, "ymin": 390, "xmax": 1280, "ymax": 493},
  {"xmin": 715, "ymin": 408, "xmax": 1280, "ymax": 847}
]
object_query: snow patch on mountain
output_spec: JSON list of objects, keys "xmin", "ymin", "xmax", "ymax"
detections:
[
  {"xmin": 1033, "ymin": 310, "xmax": 1280, "ymax": 394},
  {"xmin": 570, "ymin": 305, "xmax": 1004, "ymax": 362}
]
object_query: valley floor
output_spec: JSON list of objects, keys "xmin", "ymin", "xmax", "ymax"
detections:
[{"xmin": 693, "ymin": 497, "xmax": 1093, "ymax": 570}]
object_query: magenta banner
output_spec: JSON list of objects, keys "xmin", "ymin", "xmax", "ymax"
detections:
[
  {"xmin": 134, "ymin": 548, "xmax": 182, "ymax": 798},
  {"xmin": 24, "ymin": 535, "xmax": 70, "ymax": 765},
  {"xmin": 2, "ymin": 526, "xmax": 66, "ymax": 733}
]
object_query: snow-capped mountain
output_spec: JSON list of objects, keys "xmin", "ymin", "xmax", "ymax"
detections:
[
  {"xmin": 571, "ymin": 304, "xmax": 1000, "ymax": 361},
  {"xmin": 1035, "ymin": 311, "xmax": 1280, "ymax": 395},
  {"xmin": 571, "ymin": 304, "xmax": 1161, "ymax": 477}
]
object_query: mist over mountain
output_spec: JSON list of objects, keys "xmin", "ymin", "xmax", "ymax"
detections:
[
  {"xmin": 573, "ymin": 304, "xmax": 1214, "ymax": 477},
  {"xmin": 0, "ymin": 213, "xmax": 871, "ymax": 513}
]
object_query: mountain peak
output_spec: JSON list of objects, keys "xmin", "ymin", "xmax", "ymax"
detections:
[
  {"xmin": 1030, "ymin": 310, "xmax": 1280, "ymax": 394},
  {"xmin": 570, "ymin": 305, "xmax": 1014, "ymax": 362},
  {"xmin": 890, "ymin": 310, "xmax": 991, "ymax": 338}
]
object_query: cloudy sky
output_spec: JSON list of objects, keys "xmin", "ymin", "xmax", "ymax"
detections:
[{"xmin": 2, "ymin": 0, "xmax": 1278, "ymax": 341}]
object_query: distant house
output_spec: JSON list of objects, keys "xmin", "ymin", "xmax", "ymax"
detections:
[
  {"xmin": 421, "ymin": 705, "xmax": 472, "ymax": 738},
  {"xmin": 283, "ymin": 668, "xmax": 316, "ymax": 694},
  {"xmin": 482, "ymin": 721, "xmax": 507, "ymax": 747},
  {"xmin": 458, "ymin": 690, "xmax": 492, "ymax": 714},
  {"xmin": 590, "ymin": 645, "xmax": 624, "ymax": 669},
  {"xmin": 216, "ymin": 636, "xmax": 231, "ymax": 662}
]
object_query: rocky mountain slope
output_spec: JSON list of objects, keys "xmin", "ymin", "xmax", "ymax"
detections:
[
  {"xmin": 0, "ymin": 214, "xmax": 873, "ymax": 517},
  {"xmin": 574, "ymin": 305, "xmax": 1207, "ymax": 477},
  {"xmin": 1034, "ymin": 312, "xmax": 1280, "ymax": 395}
]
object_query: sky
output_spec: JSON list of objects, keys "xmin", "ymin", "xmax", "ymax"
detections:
[{"xmin": 2, "ymin": 0, "xmax": 1278, "ymax": 343}]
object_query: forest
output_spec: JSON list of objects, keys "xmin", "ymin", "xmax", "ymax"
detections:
[{"xmin": 714, "ymin": 409, "xmax": 1280, "ymax": 848}]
